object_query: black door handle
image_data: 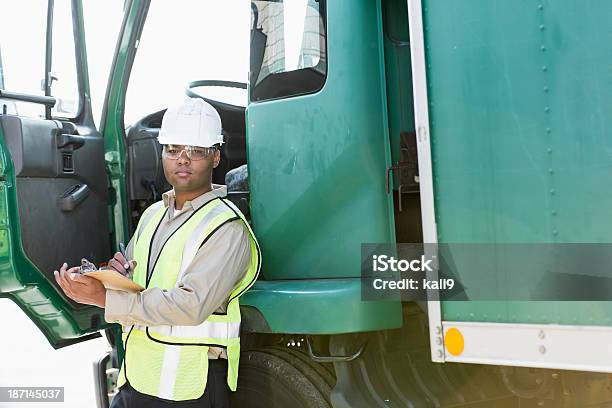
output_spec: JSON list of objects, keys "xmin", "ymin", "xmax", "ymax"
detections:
[
  {"xmin": 58, "ymin": 184, "xmax": 90, "ymax": 212},
  {"xmin": 56, "ymin": 132, "xmax": 85, "ymax": 151}
]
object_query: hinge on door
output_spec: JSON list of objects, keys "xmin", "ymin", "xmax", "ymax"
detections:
[{"xmin": 386, "ymin": 132, "xmax": 420, "ymax": 211}]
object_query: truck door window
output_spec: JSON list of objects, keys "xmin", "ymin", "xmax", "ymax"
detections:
[
  {"xmin": 0, "ymin": 0, "xmax": 48, "ymax": 117},
  {"xmin": 50, "ymin": 0, "xmax": 80, "ymax": 118},
  {"xmin": 250, "ymin": 0, "xmax": 327, "ymax": 102},
  {"xmin": 0, "ymin": 0, "xmax": 80, "ymax": 119},
  {"xmin": 82, "ymin": 0, "xmax": 124, "ymax": 128}
]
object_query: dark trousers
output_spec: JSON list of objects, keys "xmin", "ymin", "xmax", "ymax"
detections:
[{"xmin": 109, "ymin": 359, "xmax": 230, "ymax": 408}]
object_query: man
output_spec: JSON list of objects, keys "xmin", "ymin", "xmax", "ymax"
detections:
[{"xmin": 54, "ymin": 98, "xmax": 261, "ymax": 407}]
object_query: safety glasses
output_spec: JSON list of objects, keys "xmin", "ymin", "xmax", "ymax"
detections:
[{"xmin": 162, "ymin": 145, "xmax": 217, "ymax": 161}]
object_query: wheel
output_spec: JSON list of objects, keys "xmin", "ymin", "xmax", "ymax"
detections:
[
  {"xmin": 231, "ymin": 348, "xmax": 332, "ymax": 408},
  {"xmin": 266, "ymin": 345, "xmax": 336, "ymax": 390}
]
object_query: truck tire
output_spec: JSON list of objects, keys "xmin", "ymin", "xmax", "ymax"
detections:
[
  {"xmin": 263, "ymin": 346, "xmax": 335, "ymax": 402},
  {"xmin": 266, "ymin": 345, "xmax": 336, "ymax": 390},
  {"xmin": 230, "ymin": 349, "xmax": 331, "ymax": 408}
]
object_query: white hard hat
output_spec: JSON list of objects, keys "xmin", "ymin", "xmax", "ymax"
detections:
[{"xmin": 158, "ymin": 98, "xmax": 224, "ymax": 147}]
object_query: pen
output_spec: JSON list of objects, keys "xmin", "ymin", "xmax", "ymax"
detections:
[{"xmin": 119, "ymin": 242, "xmax": 131, "ymax": 274}]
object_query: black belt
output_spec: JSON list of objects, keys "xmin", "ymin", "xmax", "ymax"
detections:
[{"xmin": 208, "ymin": 358, "xmax": 228, "ymax": 368}]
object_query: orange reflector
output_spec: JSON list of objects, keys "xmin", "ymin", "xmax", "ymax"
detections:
[{"xmin": 444, "ymin": 328, "xmax": 464, "ymax": 356}]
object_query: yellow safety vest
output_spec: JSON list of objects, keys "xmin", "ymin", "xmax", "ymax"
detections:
[{"xmin": 116, "ymin": 196, "xmax": 261, "ymax": 401}]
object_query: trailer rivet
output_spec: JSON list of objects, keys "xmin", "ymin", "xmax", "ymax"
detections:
[
  {"xmin": 538, "ymin": 4, "xmax": 543, "ymax": 10},
  {"xmin": 435, "ymin": 326, "xmax": 442, "ymax": 335},
  {"xmin": 538, "ymin": 330, "xmax": 545, "ymax": 339},
  {"xmin": 551, "ymin": 210, "xmax": 557, "ymax": 216},
  {"xmin": 541, "ymin": 45, "xmax": 547, "ymax": 52},
  {"xmin": 436, "ymin": 337, "xmax": 443, "ymax": 346},
  {"xmin": 437, "ymin": 350, "xmax": 444, "ymax": 358},
  {"xmin": 542, "ymin": 65, "xmax": 548, "ymax": 72},
  {"xmin": 539, "ymin": 24, "xmax": 545, "ymax": 31},
  {"xmin": 539, "ymin": 345, "xmax": 546, "ymax": 354},
  {"xmin": 548, "ymin": 169, "xmax": 553, "ymax": 174}
]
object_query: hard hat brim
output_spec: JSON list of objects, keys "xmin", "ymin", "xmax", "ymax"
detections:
[{"xmin": 158, "ymin": 131, "xmax": 224, "ymax": 147}]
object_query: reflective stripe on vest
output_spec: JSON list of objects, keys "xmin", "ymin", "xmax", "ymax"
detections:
[{"xmin": 116, "ymin": 196, "xmax": 261, "ymax": 401}]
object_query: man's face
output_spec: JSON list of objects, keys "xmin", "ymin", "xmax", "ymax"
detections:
[{"xmin": 162, "ymin": 145, "xmax": 220, "ymax": 193}]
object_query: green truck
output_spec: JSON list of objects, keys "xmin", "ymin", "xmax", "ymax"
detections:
[{"xmin": 2, "ymin": 0, "xmax": 612, "ymax": 406}]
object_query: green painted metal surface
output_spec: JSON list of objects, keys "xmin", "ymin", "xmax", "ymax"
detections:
[
  {"xmin": 243, "ymin": 0, "xmax": 402, "ymax": 333},
  {"xmin": 102, "ymin": 0, "xmax": 148, "ymax": 250},
  {"xmin": 241, "ymin": 279, "xmax": 402, "ymax": 334},
  {"xmin": 247, "ymin": 0, "xmax": 396, "ymax": 281},
  {"xmin": 422, "ymin": 0, "xmax": 612, "ymax": 324}
]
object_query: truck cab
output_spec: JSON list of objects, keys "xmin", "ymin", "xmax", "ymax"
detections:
[{"xmin": 3, "ymin": 1, "xmax": 612, "ymax": 407}]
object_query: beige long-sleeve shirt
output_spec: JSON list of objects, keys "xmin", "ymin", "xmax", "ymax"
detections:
[{"xmin": 104, "ymin": 185, "xmax": 252, "ymax": 359}]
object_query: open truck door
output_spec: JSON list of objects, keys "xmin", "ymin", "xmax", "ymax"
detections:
[{"xmin": 0, "ymin": 0, "xmax": 113, "ymax": 350}]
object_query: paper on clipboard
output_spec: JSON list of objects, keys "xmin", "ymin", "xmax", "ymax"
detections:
[{"xmin": 83, "ymin": 269, "xmax": 144, "ymax": 292}]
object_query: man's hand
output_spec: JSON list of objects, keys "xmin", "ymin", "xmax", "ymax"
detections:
[
  {"xmin": 107, "ymin": 252, "xmax": 137, "ymax": 277},
  {"xmin": 53, "ymin": 263, "xmax": 106, "ymax": 308}
]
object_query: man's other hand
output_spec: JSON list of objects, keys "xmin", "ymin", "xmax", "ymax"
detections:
[{"xmin": 53, "ymin": 263, "xmax": 106, "ymax": 308}]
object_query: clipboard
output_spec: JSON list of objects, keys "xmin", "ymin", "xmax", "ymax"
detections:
[{"xmin": 83, "ymin": 269, "xmax": 144, "ymax": 292}]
